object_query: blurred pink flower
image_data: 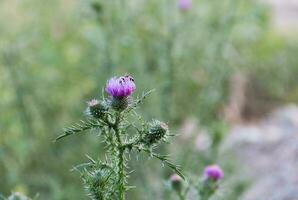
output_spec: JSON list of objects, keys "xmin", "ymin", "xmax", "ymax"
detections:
[
  {"xmin": 170, "ymin": 174, "xmax": 183, "ymax": 182},
  {"xmin": 178, "ymin": 0, "xmax": 192, "ymax": 11},
  {"xmin": 170, "ymin": 174, "xmax": 183, "ymax": 192},
  {"xmin": 204, "ymin": 165, "xmax": 224, "ymax": 181}
]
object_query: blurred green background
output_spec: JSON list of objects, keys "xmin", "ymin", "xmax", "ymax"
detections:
[{"xmin": 0, "ymin": 0, "xmax": 297, "ymax": 199}]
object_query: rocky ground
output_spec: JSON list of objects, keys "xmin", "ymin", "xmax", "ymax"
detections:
[
  {"xmin": 223, "ymin": 105, "xmax": 298, "ymax": 200},
  {"xmin": 264, "ymin": 0, "xmax": 298, "ymax": 34}
]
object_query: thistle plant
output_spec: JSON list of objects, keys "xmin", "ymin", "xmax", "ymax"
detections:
[
  {"xmin": 199, "ymin": 165, "xmax": 224, "ymax": 200},
  {"xmin": 55, "ymin": 75, "xmax": 184, "ymax": 200},
  {"xmin": 170, "ymin": 165, "xmax": 224, "ymax": 200}
]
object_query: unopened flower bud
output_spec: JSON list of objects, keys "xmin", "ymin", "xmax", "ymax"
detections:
[
  {"xmin": 170, "ymin": 174, "xmax": 183, "ymax": 192},
  {"xmin": 83, "ymin": 169, "xmax": 110, "ymax": 199},
  {"xmin": 86, "ymin": 99, "xmax": 108, "ymax": 118},
  {"xmin": 143, "ymin": 120, "xmax": 168, "ymax": 145}
]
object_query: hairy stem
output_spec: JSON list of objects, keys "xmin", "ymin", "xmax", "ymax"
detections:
[
  {"xmin": 117, "ymin": 148, "xmax": 125, "ymax": 200},
  {"xmin": 114, "ymin": 112, "xmax": 126, "ymax": 200}
]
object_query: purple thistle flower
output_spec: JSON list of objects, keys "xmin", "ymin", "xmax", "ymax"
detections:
[
  {"xmin": 204, "ymin": 165, "xmax": 224, "ymax": 181},
  {"xmin": 106, "ymin": 75, "xmax": 136, "ymax": 98},
  {"xmin": 178, "ymin": 0, "xmax": 192, "ymax": 11}
]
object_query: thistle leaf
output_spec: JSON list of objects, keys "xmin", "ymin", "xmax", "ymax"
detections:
[
  {"xmin": 55, "ymin": 119, "xmax": 103, "ymax": 141},
  {"xmin": 126, "ymin": 89, "xmax": 155, "ymax": 112},
  {"xmin": 139, "ymin": 147, "xmax": 185, "ymax": 179}
]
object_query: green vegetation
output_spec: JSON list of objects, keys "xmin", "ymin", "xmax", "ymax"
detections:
[{"xmin": 0, "ymin": 0, "xmax": 297, "ymax": 199}]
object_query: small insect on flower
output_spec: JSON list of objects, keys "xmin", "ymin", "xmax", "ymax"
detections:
[
  {"xmin": 86, "ymin": 99, "xmax": 107, "ymax": 118},
  {"xmin": 170, "ymin": 174, "xmax": 183, "ymax": 192},
  {"xmin": 106, "ymin": 75, "xmax": 136, "ymax": 111},
  {"xmin": 106, "ymin": 75, "xmax": 136, "ymax": 99},
  {"xmin": 178, "ymin": 0, "xmax": 192, "ymax": 11},
  {"xmin": 204, "ymin": 165, "xmax": 224, "ymax": 181}
]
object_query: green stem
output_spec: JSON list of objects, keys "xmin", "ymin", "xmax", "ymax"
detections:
[
  {"xmin": 199, "ymin": 187, "xmax": 214, "ymax": 200},
  {"xmin": 3, "ymin": 53, "xmax": 34, "ymax": 135},
  {"xmin": 114, "ymin": 112, "xmax": 125, "ymax": 200},
  {"xmin": 177, "ymin": 191, "xmax": 184, "ymax": 200},
  {"xmin": 201, "ymin": 195, "xmax": 210, "ymax": 200},
  {"xmin": 117, "ymin": 148, "xmax": 125, "ymax": 200},
  {"xmin": 162, "ymin": 2, "xmax": 178, "ymax": 121}
]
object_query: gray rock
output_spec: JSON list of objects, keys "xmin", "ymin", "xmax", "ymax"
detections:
[{"xmin": 223, "ymin": 105, "xmax": 298, "ymax": 200}]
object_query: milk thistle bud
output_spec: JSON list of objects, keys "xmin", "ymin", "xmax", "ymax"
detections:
[
  {"xmin": 178, "ymin": 0, "xmax": 192, "ymax": 11},
  {"xmin": 105, "ymin": 75, "xmax": 136, "ymax": 111},
  {"xmin": 142, "ymin": 120, "xmax": 168, "ymax": 145},
  {"xmin": 170, "ymin": 174, "xmax": 183, "ymax": 192},
  {"xmin": 86, "ymin": 99, "xmax": 108, "ymax": 118},
  {"xmin": 204, "ymin": 165, "xmax": 224, "ymax": 182}
]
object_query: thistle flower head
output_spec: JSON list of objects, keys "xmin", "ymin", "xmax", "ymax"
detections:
[
  {"xmin": 142, "ymin": 120, "xmax": 168, "ymax": 146},
  {"xmin": 178, "ymin": 0, "xmax": 192, "ymax": 11},
  {"xmin": 204, "ymin": 165, "xmax": 224, "ymax": 181},
  {"xmin": 86, "ymin": 99, "xmax": 108, "ymax": 118},
  {"xmin": 106, "ymin": 75, "xmax": 136, "ymax": 98},
  {"xmin": 170, "ymin": 174, "xmax": 183, "ymax": 192}
]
